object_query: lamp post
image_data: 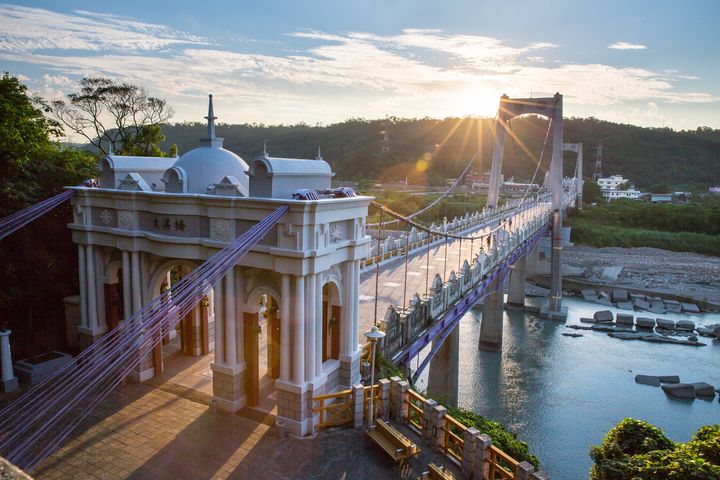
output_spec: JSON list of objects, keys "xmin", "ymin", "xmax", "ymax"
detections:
[{"xmin": 363, "ymin": 325, "xmax": 385, "ymax": 427}]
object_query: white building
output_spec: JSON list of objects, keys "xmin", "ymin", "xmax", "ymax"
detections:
[
  {"xmin": 597, "ymin": 174, "xmax": 642, "ymax": 202},
  {"xmin": 597, "ymin": 174, "xmax": 630, "ymax": 190},
  {"xmin": 67, "ymin": 95, "xmax": 371, "ymax": 436}
]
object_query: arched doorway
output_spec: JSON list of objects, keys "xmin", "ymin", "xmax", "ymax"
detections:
[
  {"xmin": 103, "ymin": 261, "xmax": 124, "ymax": 331},
  {"xmin": 244, "ymin": 288, "xmax": 281, "ymax": 408},
  {"xmin": 147, "ymin": 260, "xmax": 214, "ymax": 377},
  {"xmin": 321, "ymin": 282, "xmax": 341, "ymax": 362}
]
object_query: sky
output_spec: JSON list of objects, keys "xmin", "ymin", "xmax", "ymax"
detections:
[{"xmin": 1, "ymin": 0, "xmax": 718, "ymax": 130}]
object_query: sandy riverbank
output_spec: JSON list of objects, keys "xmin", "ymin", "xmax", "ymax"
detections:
[{"xmin": 560, "ymin": 245, "xmax": 720, "ymax": 304}]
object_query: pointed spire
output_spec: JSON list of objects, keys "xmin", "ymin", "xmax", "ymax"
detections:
[
  {"xmin": 205, "ymin": 94, "xmax": 217, "ymax": 140},
  {"xmin": 315, "ymin": 145, "xmax": 323, "ymax": 160}
]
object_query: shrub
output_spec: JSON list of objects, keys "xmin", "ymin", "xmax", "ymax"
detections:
[
  {"xmin": 447, "ymin": 407, "xmax": 540, "ymax": 469},
  {"xmin": 590, "ymin": 419, "xmax": 720, "ymax": 479}
]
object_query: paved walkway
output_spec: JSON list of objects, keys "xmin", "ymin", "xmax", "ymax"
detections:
[{"xmin": 32, "ymin": 379, "xmax": 460, "ymax": 480}]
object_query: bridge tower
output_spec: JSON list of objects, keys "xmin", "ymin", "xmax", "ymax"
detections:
[
  {"xmin": 563, "ymin": 142, "xmax": 584, "ymax": 210},
  {"xmin": 480, "ymin": 93, "xmax": 566, "ymax": 350}
]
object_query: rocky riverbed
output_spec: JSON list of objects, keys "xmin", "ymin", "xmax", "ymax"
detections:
[{"xmin": 562, "ymin": 245, "xmax": 720, "ymax": 304}]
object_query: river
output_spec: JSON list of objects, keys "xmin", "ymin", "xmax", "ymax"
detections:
[{"xmin": 415, "ymin": 297, "xmax": 720, "ymax": 479}]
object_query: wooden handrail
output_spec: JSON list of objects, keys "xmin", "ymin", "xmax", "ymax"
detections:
[{"xmin": 313, "ymin": 389, "xmax": 352, "ymax": 402}]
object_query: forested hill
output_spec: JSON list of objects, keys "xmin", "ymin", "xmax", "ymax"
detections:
[{"xmin": 159, "ymin": 117, "xmax": 720, "ymax": 190}]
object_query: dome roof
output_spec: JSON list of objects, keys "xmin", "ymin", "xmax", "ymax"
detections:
[
  {"xmin": 172, "ymin": 145, "xmax": 249, "ymax": 195},
  {"xmin": 165, "ymin": 94, "xmax": 249, "ymax": 195}
]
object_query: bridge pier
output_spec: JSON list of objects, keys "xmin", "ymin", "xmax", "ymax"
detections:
[
  {"xmin": 525, "ymin": 243, "xmax": 539, "ymax": 280},
  {"xmin": 479, "ymin": 276, "xmax": 505, "ymax": 351},
  {"xmin": 427, "ymin": 324, "xmax": 459, "ymax": 407},
  {"xmin": 506, "ymin": 254, "xmax": 526, "ymax": 309}
]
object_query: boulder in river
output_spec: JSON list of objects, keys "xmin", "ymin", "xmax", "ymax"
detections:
[
  {"xmin": 616, "ymin": 313, "xmax": 634, "ymax": 326},
  {"xmin": 593, "ymin": 310, "xmax": 614, "ymax": 323},
  {"xmin": 656, "ymin": 318, "xmax": 676, "ymax": 330},
  {"xmin": 697, "ymin": 325, "xmax": 720, "ymax": 338},
  {"xmin": 581, "ymin": 289, "xmax": 598, "ymax": 301},
  {"xmin": 633, "ymin": 298, "xmax": 651, "ymax": 310},
  {"xmin": 666, "ymin": 303, "xmax": 683, "ymax": 313},
  {"xmin": 690, "ymin": 382, "xmax": 715, "ymax": 397},
  {"xmin": 682, "ymin": 303, "xmax": 700, "ymax": 313},
  {"xmin": 658, "ymin": 375, "xmax": 680, "ymax": 384},
  {"xmin": 635, "ymin": 375, "xmax": 660, "ymax": 386},
  {"xmin": 648, "ymin": 303, "xmax": 666, "ymax": 314},
  {"xmin": 662, "ymin": 383, "xmax": 695, "ymax": 399},
  {"xmin": 613, "ymin": 289, "xmax": 629, "ymax": 302},
  {"xmin": 636, "ymin": 317, "xmax": 656, "ymax": 329},
  {"xmin": 676, "ymin": 320, "xmax": 695, "ymax": 331},
  {"xmin": 616, "ymin": 301, "xmax": 634, "ymax": 311}
]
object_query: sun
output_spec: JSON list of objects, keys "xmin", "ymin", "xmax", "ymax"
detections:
[{"xmin": 459, "ymin": 87, "xmax": 498, "ymax": 116}]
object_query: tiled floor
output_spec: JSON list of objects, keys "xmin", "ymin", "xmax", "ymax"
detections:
[{"xmin": 32, "ymin": 377, "xmax": 461, "ymax": 479}]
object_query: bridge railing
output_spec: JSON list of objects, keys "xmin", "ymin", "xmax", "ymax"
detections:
[
  {"xmin": 313, "ymin": 389, "xmax": 354, "ymax": 428},
  {"xmin": 311, "ymin": 379, "xmax": 536, "ymax": 478},
  {"xmin": 362, "ymin": 196, "xmax": 547, "ymax": 270},
  {"xmin": 379, "ymin": 206, "xmax": 551, "ymax": 361}
]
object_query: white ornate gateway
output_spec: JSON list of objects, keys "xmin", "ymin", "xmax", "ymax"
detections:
[{"xmin": 68, "ymin": 96, "xmax": 371, "ymax": 436}]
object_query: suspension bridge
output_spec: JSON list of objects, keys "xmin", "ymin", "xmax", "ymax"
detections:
[{"xmin": 0, "ymin": 92, "xmax": 580, "ymax": 478}]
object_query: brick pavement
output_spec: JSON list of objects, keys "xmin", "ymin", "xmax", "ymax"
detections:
[{"xmin": 32, "ymin": 382, "xmax": 460, "ymax": 480}]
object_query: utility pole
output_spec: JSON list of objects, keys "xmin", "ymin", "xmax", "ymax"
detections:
[{"xmin": 593, "ymin": 142, "xmax": 603, "ymax": 180}]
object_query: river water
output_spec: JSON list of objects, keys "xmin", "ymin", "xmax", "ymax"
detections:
[{"xmin": 415, "ymin": 297, "xmax": 720, "ymax": 479}]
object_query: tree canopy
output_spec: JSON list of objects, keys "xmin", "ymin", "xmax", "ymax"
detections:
[
  {"xmin": 590, "ymin": 419, "xmax": 720, "ymax": 479},
  {"xmin": 51, "ymin": 76, "xmax": 176, "ymax": 156},
  {"xmin": 0, "ymin": 73, "xmax": 96, "ymax": 356}
]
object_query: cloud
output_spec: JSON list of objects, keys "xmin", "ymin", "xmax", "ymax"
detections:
[
  {"xmin": 0, "ymin": 6, "xmax": 715, "ymax": 129},
  {"xmin": 0, "ymin": 4, "xmax": 206, "ymax": 52},
  {"xmin": 608, "ymin": 42, "xmax": 647, "ymax": 50}
]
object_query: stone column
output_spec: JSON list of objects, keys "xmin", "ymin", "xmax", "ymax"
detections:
[
  {"xmin": 0, "ymin": 330, "xmax": 18, "ymax": 393},
  {"xmin": 131, "ymin": 251, "xmax": 141, "ymax": 314},
  {"xmin": 507, "ymin": 254, "xmax": 527, "ymax": 309},
  {"xmin": 214, "ymin": 280, "xmax": 225, "ymax": 364},
  {"xmin": 279, "ymin": 274, "xmax": 291, "ymax": 382},
  {"xmin": 338, "ymin": 260, "xmax": 361, "ymax": 387},
  {"xmin": 305, "ymin": 274, "xmax": 316, "ymax": 383},
  {"xmin": 314, "ymin": 279, "xmax": 322, "ymax": 378},
  {"xmin": 122, "ymin": 251, "xmax": 131, "ymax": 320},
  {"xmin": 480, "ymin": 275, "xmax": 505, "ymax": 351},
  {"xmin": 233, "ymin": 268, "xmax": 244, "ymax": 366},
  {"xmin": 352, "ymin": 383, "xmax": 364, "ymax": 429},
  {"xmin": 421, "ymin": 398, "xmax": 437, "ymax": 443},
  {"xmin": 224, "ymin": 271, "xmax": 237, "ymax": 367},
  {"xmin": 461, "ymin": 427, "xmax": 481, "ymax": 477},
  {"xmin": 78, "ymin": 245, "xmax": 88, "ymax": 328},
  {"xmin": 211, "ymin": 271, "xmax": 246, "ymax": 413},
  {"xmin": 473, "ymin": 434, "xmax": 493, "ymax": 480},
  {"xmin": 86, "ymin": 244, "xmax": 98, "ymax": 328},
  {"xmin": 292, "ymin": 275, "xmax": 305, "ymax": 385},
  {"xmin": 379, "ymin": 378, "xmax": 391, "ymax": 420}
]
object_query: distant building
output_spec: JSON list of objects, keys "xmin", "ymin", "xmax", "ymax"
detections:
[
  {"xmin": 597, "ymin": 174, "xmax": 642, "ymax": 202},
  {"xmin": 602, "ymin": 188, "xmax": 642, "ymax": 201},
  {"xmin": 465, "ymin": 170, "xmax": 503, "ymax": 189},
  {"xmin": 709, "ymin": 186, "xmax": 720, "ymax": 195},
  {"xmin": 597, "ymin": 174, "xmax": 630, "ymax": 190}
]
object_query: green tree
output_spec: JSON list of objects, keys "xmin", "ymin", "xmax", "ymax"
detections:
[
  {"xmin": 51, "ymin": 76, "xmax": 174, "ymax": 156},
  {"xmin": 590, "ymin": 418, "xmax": 720, "ymax": 479},
  {"xmin": 0, "ymin": 73, "xmax": 96, "ymax": 358},
  {"xmin": 583, "ymin": 180, "xmax": 604, "ymax": 204}
]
